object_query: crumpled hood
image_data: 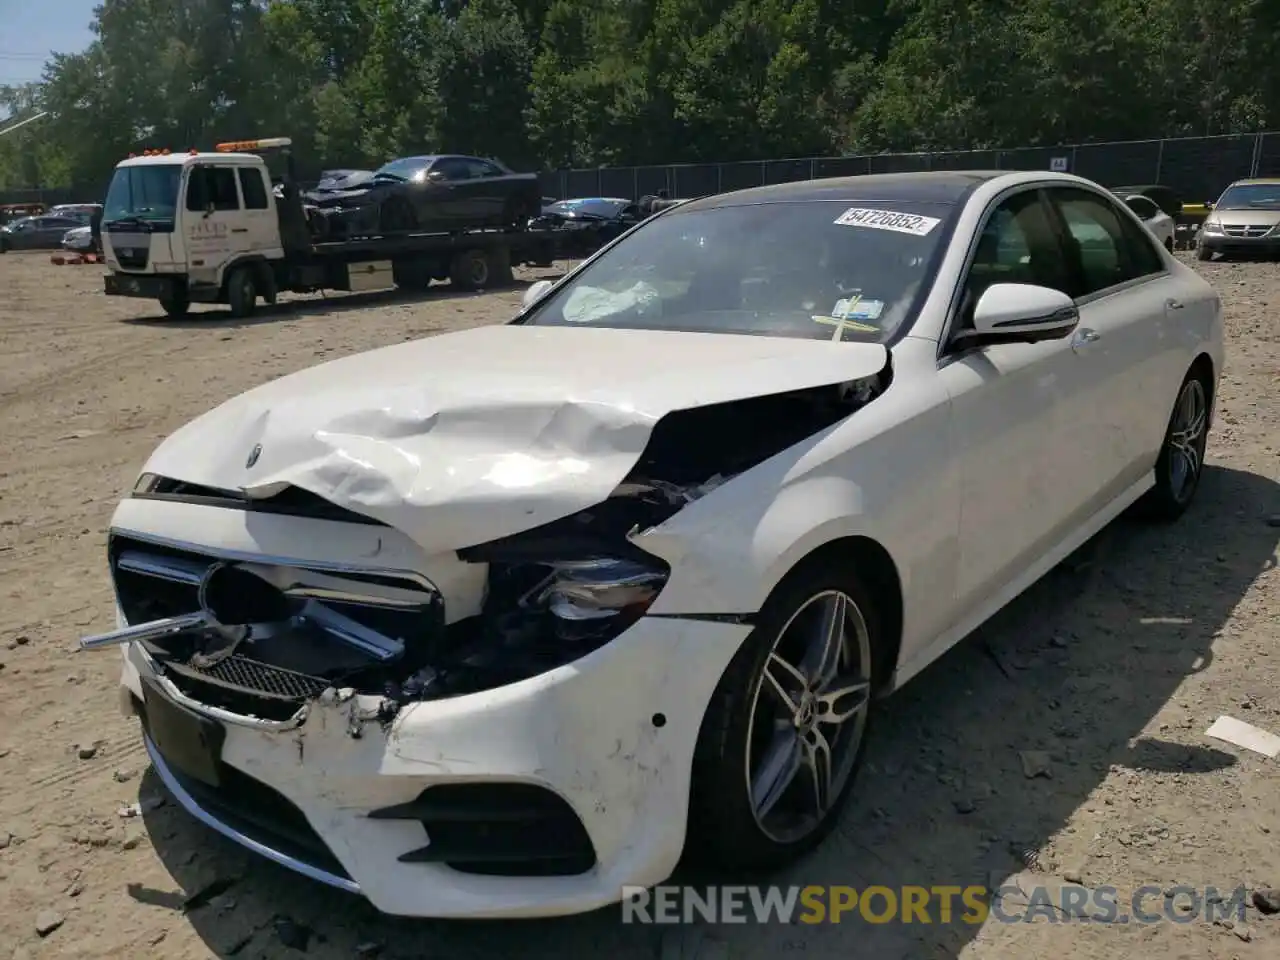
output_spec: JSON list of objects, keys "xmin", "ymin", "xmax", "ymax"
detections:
[{"xmin": 141, "ymin": 324, "xmax": 888, "ymax": 553}]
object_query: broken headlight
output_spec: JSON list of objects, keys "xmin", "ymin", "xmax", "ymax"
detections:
[{"xmin": 541, "ymin": 558, "xmax": 667, "ymax": 627}]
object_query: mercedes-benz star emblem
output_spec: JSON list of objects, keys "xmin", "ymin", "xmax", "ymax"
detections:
[{"xmin": 245, "ymin": 443, "xmax": 262, "ymax": 469}]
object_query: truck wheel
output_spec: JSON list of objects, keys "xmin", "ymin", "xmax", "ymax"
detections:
[
  {"xmin": 449, "ymin": 249, "xmax": 490, "ymax": 290},
  {"xmin": 226, "ymin": 266, "xmax": 258, "ymax": 318},
  {"xmin": 159, "ymin": 289, "xmax": 190, "ymax": 318}
]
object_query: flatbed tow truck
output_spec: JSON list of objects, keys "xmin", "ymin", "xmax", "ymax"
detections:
[{"xmin": 99, "ymin": 137, "xmax": 560, "ymax": 318}]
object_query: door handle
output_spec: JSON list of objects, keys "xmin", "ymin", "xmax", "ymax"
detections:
[
  {"xmin": 1166, "ymin": 298, "xmax": 1185, "ymax": 310},
  {"xmin": 231, "ymin": 228, "xmax": 248, "ymax": 234}
]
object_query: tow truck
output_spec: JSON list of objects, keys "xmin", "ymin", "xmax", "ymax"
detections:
[{"xmin": 99, "ymin": 137, "xmax": 560, "ymax": 318}]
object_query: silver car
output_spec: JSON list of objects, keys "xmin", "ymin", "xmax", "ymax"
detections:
[{"xmin": 1196, "ymin": 178, "xmax": 1280, "ymax": 261}]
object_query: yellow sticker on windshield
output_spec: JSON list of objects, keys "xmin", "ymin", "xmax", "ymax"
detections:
[{"xmin": 811, "ymin": 315, "xmax": 880, "ymax": 340}]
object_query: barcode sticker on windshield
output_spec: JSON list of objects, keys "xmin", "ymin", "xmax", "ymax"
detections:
[{"xmin": 833, "ymin": 207, "xmax": 941, "ymax": 236}]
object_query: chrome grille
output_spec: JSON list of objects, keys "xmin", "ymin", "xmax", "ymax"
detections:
[
  {"xmin": 109, "ymin": 534, "xmax": 442, "ymax": 711},
  {"xmin": 171, "ymin": 654, "xmax": 331, "ymax": 700},
  {"xmin": 1223, "ymin": 225, "xmax": 1271, "ymax": 238}
]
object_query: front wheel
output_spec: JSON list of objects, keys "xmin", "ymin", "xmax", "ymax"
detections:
[
  {"xmin": 1137, "ymin": 366, "xmax": 1211, "ymax": 522},
  {"xmin": 687, "ymin": 563, "xmax": 881, "ymax": 871},
  {"xmin": 158, "ymin": 289, "xmax": 190, "ymax": 318},
  {"xmin": 1195, "ymin": 243, "xmax": 1212, "ymax": 262}
]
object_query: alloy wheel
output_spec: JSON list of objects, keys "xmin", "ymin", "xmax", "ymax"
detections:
[
  {"xmin": 744, "ymin": 589, "xmax": 873, "ymax": 844},
  {"xmin": 1168, "ymin": 378, "xmax": 1207, "ymax": 503}
]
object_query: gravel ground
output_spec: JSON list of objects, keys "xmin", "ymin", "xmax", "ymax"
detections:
[{"xmin": 0, "ymin": 250, "xmax": 1276, "ymax": 959}]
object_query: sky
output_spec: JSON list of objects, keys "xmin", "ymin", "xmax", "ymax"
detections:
[{"xmin": 0, "ymin": 0, "xmax": 99, "ymax": 87}]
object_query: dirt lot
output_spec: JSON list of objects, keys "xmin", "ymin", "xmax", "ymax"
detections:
[{"xmin": 0, "ymin": 249, "xmax": 1277, "ymax": 959}]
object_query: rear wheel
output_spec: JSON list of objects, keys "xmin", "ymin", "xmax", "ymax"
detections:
[
  {"xmin": 226, "ymin": 266, "xmax": 258, "ymax": 319},
  {"xmin": 449, "ymin": 249, "xmax": 491, "ymax": 290},
  {"xmin": 687, "ymin": 563, "xmax": 880, "ymax": 871},
  {"xmin": 1137, "ymin": 366, "xmax": 1211, "ymax": 522}
]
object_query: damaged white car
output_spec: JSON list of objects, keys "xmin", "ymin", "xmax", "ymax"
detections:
[{"xmin": 82, "ymin": 170, "xmax": 1222, "ymax": 919}]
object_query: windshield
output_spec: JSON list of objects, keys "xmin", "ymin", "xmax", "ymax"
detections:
[
  {"xmin": 373, "ymin": 157, "xmax": 434, "ymax": 182},
  {"xmin": 1215, "ymin": 183, "xmax": 1280, "ymax": 210},
  {"xmin": 549, "ymin": 198, "xmax": 629, "ymax": 219},
  {"xmin": 103, "ymin": 164, "xmax": 182, "ymax": 222},
  {"xmin": 521, "ymin": 200, "xmax": 952, "ymax": 343}
]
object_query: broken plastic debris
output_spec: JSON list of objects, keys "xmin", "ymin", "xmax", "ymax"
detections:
[{"xmin": 1205, "ymin": 715, "xmax": 1280, "ymax": 758}]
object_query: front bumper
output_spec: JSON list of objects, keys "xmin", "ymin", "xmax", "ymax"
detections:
[
  {"xmin": 118, "ymin": 612, "xmax": 747, "ymax": 918},
  {"xmin": 1197, "ymin": 232, "xmax": 1280, "ymax": 257},
  {"xmin": 105, "ymin": 273, "xmax": 183, "ymax": 299}
]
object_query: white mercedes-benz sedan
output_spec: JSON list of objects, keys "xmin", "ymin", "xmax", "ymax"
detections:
[{"xmin": 81, "ymin": 170, "xmax": 1223, "ymax": 919}]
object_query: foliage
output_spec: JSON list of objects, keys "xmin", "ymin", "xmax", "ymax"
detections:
[{"xmin": 2, "ymin": 0, "xmax": 1279, "ymax": 191}]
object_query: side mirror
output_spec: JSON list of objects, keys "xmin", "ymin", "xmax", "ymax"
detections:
[
  {"xmin": 969, "ymin": 283, "xmax": 1079, "ymax": 344},
  {"xmin": 426, "ymin": 169, "xmax": 447, "ymax": 183},
  {"xmin": 522, "ymin": 278, "xmax": 554, "ymax": 310}
]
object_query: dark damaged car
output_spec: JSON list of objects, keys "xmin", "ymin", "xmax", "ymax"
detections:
[{"xmin": 305, "ymin": 154, "xmax": 543, "ymax": 239}]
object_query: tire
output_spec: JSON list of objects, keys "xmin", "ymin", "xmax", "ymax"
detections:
[
  {"xmin": 1195, "ymin": 243, "xmax": 1212, "ymax": 261},
  {"xmin": 158, "ymin": 289, "xmax": 190, "ymax": 318},
  {"xmin": 449, "ymin": 249, "xmax": 490, "ymax": 290},
  {"xmin": 226, "ymin": 265, "xmax": 258, "ymax": 319},
  {"xmin": 1164, "ymin": 236, "xmax": 1173, "ymax": 253},
  {"xmin": 1137, "ymin": 365, "xmax": 1211, "ymax": 522},
  {"xmin": 687, "ymin": 562, "xmax": 882, "ymax": 872}
]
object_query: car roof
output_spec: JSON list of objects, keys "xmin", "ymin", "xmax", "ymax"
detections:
[
  {"xmin": 1227, "ymin": 178, "xmax": 1280, "ymax": 186},
  {"xmin": 676, "ymin": 171, "xmax": 1008, "ymax": 212}
]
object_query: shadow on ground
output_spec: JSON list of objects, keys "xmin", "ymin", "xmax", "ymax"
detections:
[
  {"xmin": 116, "ymin": 271, "xmax": 563, "ymax": 329},
  {"xmin": 132, "ymin": 464, "xmax": 1279, "ymax": 959}
]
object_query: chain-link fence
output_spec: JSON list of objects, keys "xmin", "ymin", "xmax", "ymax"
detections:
[
  {"xmin": 5, "ymin": 130, "xmax": 1279, "ymax": 208},
  {"xmin": 536, "ymin": 131, "xmax": 1280, "ymax": 206}
]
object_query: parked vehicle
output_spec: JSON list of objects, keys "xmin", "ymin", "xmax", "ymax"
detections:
[
  {"xmin": 48, "ymin": 202, "xmax": 103, "ymax": 221},
  {"xmin": 0, "ymin": 214, "xmax": 88, "ymax": 252},
  {"xmin": 1196, "ymin": 178, "xmax": 1280, "ymax": 261},
  {"xmin": 529, "ymin": 196, "xmax": 644, "ymax": 256},
  {"xmin": 80, "ymin": 169, "xmax": 1221, "ymax": 920},
  {"xmin": 1118, "ymin": 194, "xmax": 1175, "ymax": 250},
  {"xmin": 97, "ymin": 137, "xmax": 557, "ymax": 318},
  {"xmin": 1110, "ymin": 184, "xmax": 1182, "ymax": 219},
  {"xmin": 0, "ymin": 202, "xmax": 45, "ymax": 225},
  {"xmin": 61, "ymin": 225, "xmax": 96, "ymax": 253},
  {"xmin": 304, "ymin": 154, "xmax": 543, "ymax": 239}
]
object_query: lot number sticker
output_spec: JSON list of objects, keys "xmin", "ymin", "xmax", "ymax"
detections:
[{"xmin": 833, "ymin": 207, "xmax": 941, "ymax": 236}]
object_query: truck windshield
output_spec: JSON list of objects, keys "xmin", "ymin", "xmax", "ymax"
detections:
[{"xmin": 103, "ymin": 165, "xmax": 182, "ymax": 223}]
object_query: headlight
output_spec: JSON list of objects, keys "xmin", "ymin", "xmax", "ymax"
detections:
[
  {"xmin": 541, "ymin": 558, "xmax": 667, "ymax": 621},
  {"xmin": 1202, "ymin": 220, "xmax": 1223, "ymax": 234}
]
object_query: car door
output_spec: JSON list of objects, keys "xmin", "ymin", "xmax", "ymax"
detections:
[
  {"xmin": 7, "ymin": 218, "xmax": 38, "ymax": 248},
  {"xmin": 1042, "ymin": 185, "xmax": 1178, "ymax": 510},
  {"xmin": 937, "ymin": 187, "xmax": 1087, "ymax": 621},
  {"xmin": 183, "ymin": 163, "xmax": 251, "ymax": 286},
  {"xmin": 422, "ymin": 157, "xmax": 473, "ymax": 228},
  {"xmin": 461, "ymin": 158, "xmax": 510, "ymax": 224}
]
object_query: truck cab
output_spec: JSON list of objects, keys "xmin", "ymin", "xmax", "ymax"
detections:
[{"xmin": 101, "ymin": 142, "xmax": 289, "ymax": 316}]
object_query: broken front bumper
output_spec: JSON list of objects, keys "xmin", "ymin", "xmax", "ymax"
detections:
[{"xmin": 116, "ymin": 612, "xmax": 747, "ymax": 918}]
